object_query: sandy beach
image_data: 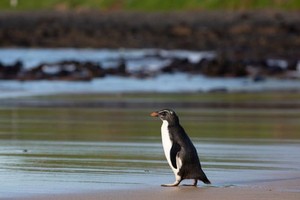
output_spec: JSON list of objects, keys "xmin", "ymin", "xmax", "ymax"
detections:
[
  {"xmin": 1, "ymin": 94, "xmax": 299, "ymax": 200},
  {"xmin": 9, "ymin": 172, "xmax": 299, "ymax": 200}
]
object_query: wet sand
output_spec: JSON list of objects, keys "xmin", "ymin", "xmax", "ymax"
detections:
[
  {"xmin": 1, "ymin": 93, "xmax": 299, "ymax": 200},
  {"xmin": 13, "ymin": 172, "xmax": 300, "ymax": 200}
]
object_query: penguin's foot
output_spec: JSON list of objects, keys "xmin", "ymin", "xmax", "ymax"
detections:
[
  {"xmin": 161, "ymin": 180, "xmax": 181, "ymax": 187},
  {"xmin": 183, "ymin": 179, "xmax": 198, "ymax": 187},
  {"xmin": 161, "ymin": 183, "xmax": 179, "ymax": 187}
]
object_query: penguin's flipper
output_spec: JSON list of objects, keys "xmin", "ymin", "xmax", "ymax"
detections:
[{"xmin": 170, "ymin": 142, "xmax": 181, "ymax": 169}]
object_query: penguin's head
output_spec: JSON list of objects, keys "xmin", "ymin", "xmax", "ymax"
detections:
[{"xmin": 150, "ymin": 109, "xmax": 179, "ymax": 124}]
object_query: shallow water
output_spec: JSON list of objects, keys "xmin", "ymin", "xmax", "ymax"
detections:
[
  {"xmin": 0, "ymin": 106, "xmax": 300, "ymax": 198},
  {"xmin": 0, "ymin": 139, "xmax": 299, "ymax": 198}
]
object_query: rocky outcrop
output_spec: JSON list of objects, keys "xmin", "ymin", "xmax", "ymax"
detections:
[{"xmin": 1, "ymin": 55, "xmax": 298, "ymax": 81}]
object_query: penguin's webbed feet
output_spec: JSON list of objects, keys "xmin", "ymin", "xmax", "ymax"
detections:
[{"xmin": 182, "ymin": 179, "xmax": 198, "ymax": 187}]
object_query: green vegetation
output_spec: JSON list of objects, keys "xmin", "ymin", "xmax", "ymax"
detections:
[{"xmin": 1, "ymin": 0, "xmax": 300, "ymax": 11}]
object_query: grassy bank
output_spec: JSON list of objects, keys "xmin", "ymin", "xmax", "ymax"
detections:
[{"xmin": 1, "ymin": 0, "xmax": 300, "ymax": 11}]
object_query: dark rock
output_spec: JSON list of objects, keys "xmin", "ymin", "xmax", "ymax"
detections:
[
  {"xmin": 18, "ymin": 60, "xmax": 104, "ymax": 81},
  {"xmin": 0, "ymin": 60, "xmax": 23, "ymax": 79},
  {"xmin": 105, "ymin": 59, "xmax": 129, "ymax": 76},
  {"xmin": 161, "ymin": 58, "xmax": 195, "ymax": 73},
  {"xmin": 253, "ymin": 75, "xmax": 266, "ymax": 82},
  {"xmin": 198, "ymin": 54, "xmax": 248, "ymax": 77}
]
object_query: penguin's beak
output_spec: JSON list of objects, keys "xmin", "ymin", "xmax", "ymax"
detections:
[{"xmin": 150, "ymin": 111, "xmax": 159, "ymax": 117}]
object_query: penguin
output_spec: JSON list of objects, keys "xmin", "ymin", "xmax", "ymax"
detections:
[{"xmin": 150, "ymin": 108, "xmax": 211, "ymax": 187}]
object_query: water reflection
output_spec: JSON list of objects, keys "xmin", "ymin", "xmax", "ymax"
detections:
[
  {"xmin": 1, "ymin": 107, "xmax": 299, "ymax": 141},
  {"xmin": 0, "ymin": 138, "xmax": 299, "ymax": 198}
]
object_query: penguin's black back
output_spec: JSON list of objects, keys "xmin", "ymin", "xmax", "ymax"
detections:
[{"xmin": 168, "ymin": 123, "xmax": 211, "ymax": 184}]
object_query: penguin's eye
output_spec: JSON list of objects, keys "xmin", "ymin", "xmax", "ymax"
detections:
[{"xmin": 160, "ymin": 112, "xmax": 166, "ymax": 116}]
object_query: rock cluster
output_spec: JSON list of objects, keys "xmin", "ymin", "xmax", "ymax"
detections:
[
  {"xmin": 0, "ymin": 60, "xmax": 129, "ymax": 81},
  {"xmin": 1, "ymin": 54, "xmax": 299, "ymax": 81}
]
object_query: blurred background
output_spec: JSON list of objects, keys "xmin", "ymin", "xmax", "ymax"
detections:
[
  {"xmin": 0, "ymin": 0, "xmax": 300, "ymax": 198},
  {"xmin": 1, "ymin": 0, "xmax": 300, "ymax": 95}
]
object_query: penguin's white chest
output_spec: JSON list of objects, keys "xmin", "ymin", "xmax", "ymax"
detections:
[{"xmin": 161, "ymin": 120, "xmax": 179, "ymax": 174}]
